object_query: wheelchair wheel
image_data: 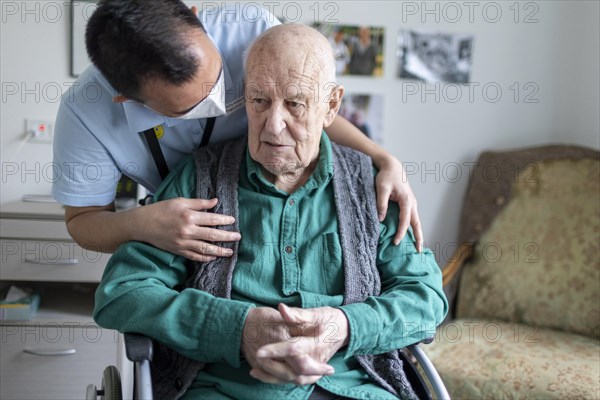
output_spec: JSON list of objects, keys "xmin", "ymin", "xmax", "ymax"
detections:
[{"xmin": 101, "ymin": 365, "xmax": 122, "ymax": 400}]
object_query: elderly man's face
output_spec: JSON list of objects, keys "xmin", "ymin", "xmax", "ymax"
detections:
[{"xmin": 245, "ymin": 46, "xmax": 339, "ymax": 178}]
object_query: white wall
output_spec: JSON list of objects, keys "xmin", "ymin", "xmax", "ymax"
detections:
[
  {"xmin": 1, "ymin": 1, "xmax": 73, "ymax": 201},
  {"xmin": 1, "ymin": 1, "xmax": 599, "ymax": 262}
]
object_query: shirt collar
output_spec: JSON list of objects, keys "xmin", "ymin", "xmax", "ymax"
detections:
[{"xmin": 245, "ymin": 132, "xmax": 334, "ymax": 195}]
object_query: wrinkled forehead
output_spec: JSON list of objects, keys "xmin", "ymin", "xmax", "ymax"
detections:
[{"xmin": 245, "ymin": 56, "xmax": 325, "ymax": 99}]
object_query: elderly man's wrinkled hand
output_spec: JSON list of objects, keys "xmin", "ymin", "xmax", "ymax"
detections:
[
  {"xmin": 249, "ymin": 304, "xmax": 349, "ymax": 385},
  {"xmin": 241, "ymin": 306, "xmax": 301, "ymax": 376}
]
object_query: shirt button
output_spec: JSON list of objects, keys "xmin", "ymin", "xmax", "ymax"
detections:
[
  {"xmin": 285, "ymin": 246, "xmax": 293, "ymax": 254},
  {"xmin": 289, "ymin": 199, "xmax": 295, "ymax": 206}
]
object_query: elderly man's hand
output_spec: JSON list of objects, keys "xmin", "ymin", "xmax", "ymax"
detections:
[
  {"xmin": 241, "ymin": 307, "xmax": 303, "ymax": 375},
  {"xmin": 249, "ymin": 304, "xmax": 349, "ymax": 385},
  {"xmin": 375, "ymin": 155, "xmax": 424, "ymax": 252}
]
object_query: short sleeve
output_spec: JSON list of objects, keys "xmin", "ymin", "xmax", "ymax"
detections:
[{"xmin": 52, "ymin": 100, "xmax": 120, "ymax": 206}]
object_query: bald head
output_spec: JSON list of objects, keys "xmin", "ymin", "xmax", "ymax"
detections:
[{"xmin": 245, "ymin": 24, "xmax": 336, "ymax": 84}]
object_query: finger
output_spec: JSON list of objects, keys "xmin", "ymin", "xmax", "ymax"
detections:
[
  {"xmin": 179, "ymin": 197, "xmax": 219, "ymax": 211},
  {"xmin": 394, "ymin": 197, "xmax": 412, "ymax": 246},
  {"xmin": 190, "ymin": 6, "xmax": 198, "ymax": 15},
  {"xmin": 194, "ymin": 226, "xmax": 241, "ymax": 242},
  {"xmin": 251, "ymin": 365, "xmax": 324, "ymax": 386},
  {"xmin": 193, "ymin": 211, "xmax": 236, "ymax": 227},
  {"xmin": 411, "ymin": 207, "xmax": 424, "ymax": 253},
  {"xmin": 278, "ymin": 304, "xmax": 320, "ymax": 334},
  {"xmin": 257, "ymin": 338, "xmax": 332, "ymax": 371},
  {"xmin": 185, "ymin": 241, "xmax": 235, "ymax": 258},
  {"xmin": 257, "ymin": 356, "xmax": 330, "ymax": 385},
  {"xmin": 179, "ymin": 250, "xmax": 216, "ymax": 263},
  {"xmin": 255, "ymin": 357, "xmax": 303, "ymax": 383},
  {"xmin": 293, "ymin": 373, "xmax": 327, "ymax": 386},
  {"xmin": 376, "ymin": 183, "xmax": 392, "ymax": 222},
  {"xmin": 257, "ymin": 340, "xmax": 301, "ymax": 359},
  {"xmin": 249, "ymin": 367, "xmax": 287, "ymax": 384},
  {"xmin": 278, "ymin": 303, "xmax": 308, "ymax": 324},
  {"xmin": 285, "ymin": 354, "xmax": 335, "ymax": 377}
]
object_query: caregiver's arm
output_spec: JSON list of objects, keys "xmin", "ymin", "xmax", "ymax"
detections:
[
  {"xmin": 64, "ymin": 156, "xmax": 241, "ymax": 262},
  {"xmin": 64, "ymin": 197, "xmax": 238, "ymax": 262},
  {"xmin": 325, "ymin": 115, "xmax": 423, "ymax": 250}
]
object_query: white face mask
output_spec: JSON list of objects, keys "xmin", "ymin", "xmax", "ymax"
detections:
[
  {"xmin": 132, "ymin": 69, "xmax": 227, "ymax": 120},
  {"xmin": 174, "ymin": 69, "xmax": 227, "ymax": 120}
]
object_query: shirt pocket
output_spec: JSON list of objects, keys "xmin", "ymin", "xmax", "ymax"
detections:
[{"xmin": 319, "ymin": 232, "xmax": 344, "ymax": 295}]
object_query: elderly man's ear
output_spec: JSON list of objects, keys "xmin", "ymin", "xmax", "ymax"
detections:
[{"xmin": 324, "ymin": 85, "xmax": 345, "ymax": 128}]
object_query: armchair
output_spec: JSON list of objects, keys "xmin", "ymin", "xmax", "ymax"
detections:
[{"xmin": 424, "ymin": 144, "xmax": 600, "ymax": 399}]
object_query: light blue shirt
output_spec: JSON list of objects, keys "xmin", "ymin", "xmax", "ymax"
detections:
[{"xmin": 52, "ymin": 7, "xmax": 280, "ymax": 206}]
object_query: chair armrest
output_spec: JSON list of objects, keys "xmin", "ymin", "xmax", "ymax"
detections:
[
  {"xmin": 442, "ymin": 242, "xmax": 474, "ymax": 286},
  {"xmin": 125, "ymin": 333, "xmax": 153, "ymax": 362},
  {"xmin": 124, "ymin": 333, "xmax": 154, "ymax": 399},
  {"xmin": 420, "ymin": 336, "xmax": 434, "ymax": 345},
  {"xmin": 405, "ymin": 343, "xmax": 450, "ymax": 400}
]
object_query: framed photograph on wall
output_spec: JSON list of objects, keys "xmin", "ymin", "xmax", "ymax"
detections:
[
  {"xmin": 397, "ymin": 30, "xmax": 474, "ymax": 84},
  {"xmin": 314, "ymin": 23, "xmax": 385, "ymax": 77},
  {"xmin": 339, "ymin": 94, "xmax": 384, "ymax": 144}
]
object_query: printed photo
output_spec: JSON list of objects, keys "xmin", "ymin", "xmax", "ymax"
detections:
[
  {"xmin": 314, "ymin": 23, "xmax": 385, "ymax": 77},
  {"xmin": 339, "ymin": 94, "xmax": 384, "ymax": 144},
  {"xmin": 397, "ymin": 30, "xmax": 474, "ymax": 83}
]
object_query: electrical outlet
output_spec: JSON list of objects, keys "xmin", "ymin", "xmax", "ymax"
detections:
[{"xmin": 26, "ymin": 119, "xmax": 54, "ymax": 143}]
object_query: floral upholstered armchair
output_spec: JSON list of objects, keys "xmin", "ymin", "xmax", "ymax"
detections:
[{"xmin": 423, "ymin": 145, "xmax": 600, "ymax": 399}]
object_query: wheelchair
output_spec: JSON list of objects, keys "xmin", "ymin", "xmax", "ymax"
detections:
[{"xmin": 87, "ymin": 333, "xmax": 450, "ymax": 400}]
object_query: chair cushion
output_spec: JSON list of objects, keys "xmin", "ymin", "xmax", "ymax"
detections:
[
  {"xmin": 424, "ymin": 319, "xmax": 600, "ymax": 399},
  {"xmin": 456, "ymin": 159, "xmax": 600, "ymax": 338}
]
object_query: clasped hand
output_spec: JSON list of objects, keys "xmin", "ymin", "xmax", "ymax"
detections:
[{"xmin": 241, "ymin": 303, "xmax": 349, "ymax": 385}]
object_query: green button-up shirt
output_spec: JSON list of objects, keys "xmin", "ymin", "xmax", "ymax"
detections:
[{"xmin": 94, "ymin": 133, "xmax": 447, "ymax": 400}]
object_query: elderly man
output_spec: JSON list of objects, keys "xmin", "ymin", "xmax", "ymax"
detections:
[{"xmin": 94, "ymin": 24, "xmax": 447, "ymax": 400}]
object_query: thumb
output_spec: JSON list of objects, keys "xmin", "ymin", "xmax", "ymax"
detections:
[{"xmin": 278, "ymin": 303, "xmax": 312, "ymax": 325}]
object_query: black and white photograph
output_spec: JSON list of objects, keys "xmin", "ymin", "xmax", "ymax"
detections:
[{"xmin": 397, "ymin": 30, "xmax": 474, "ymax": 83}]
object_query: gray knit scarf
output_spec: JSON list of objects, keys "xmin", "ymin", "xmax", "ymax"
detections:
[{"xmin": 149, "ymin": 136, "xmax": 418, "ymax": 400}]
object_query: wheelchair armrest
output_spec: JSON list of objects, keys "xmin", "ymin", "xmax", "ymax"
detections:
[
  {"xmin": 406, "ymin": 341, "xmax": 450, "ymax": 400},
  {"xmin": 421, "ymin": 336, "xmax": 434, "ymax": 345},
  {"xmin": 125, "ymin": 333, "xmax": 153, "ymax": 362},
  {"xmin": 124, "ymin": 333, "xmax": 154, "ymax": 399}
]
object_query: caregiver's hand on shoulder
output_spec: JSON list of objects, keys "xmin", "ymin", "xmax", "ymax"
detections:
[
  {"xmin": 137, "ymin": 198, "xmax": 240, "ymax": 262},
  {"xmin": 375, "ymin": 155, "xmax": 424, "ymax": 251}
]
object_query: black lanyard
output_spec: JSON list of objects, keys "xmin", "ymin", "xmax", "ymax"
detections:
[{"xmin": 141, "ymin": 117, "xmax": 215, "ymax": 181}]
